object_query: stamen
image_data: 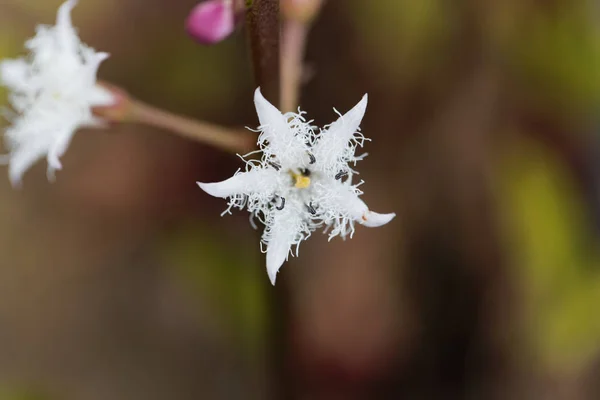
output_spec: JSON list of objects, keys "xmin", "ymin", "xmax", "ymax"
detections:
[
  {"xmin": 276, "ymin": 196, "xmax": 286, "ymax": 210},
  {"xmin": 308, "ymin": 152, "xmax": 316, "ymax": 164},
  {"xmin": 335, "ymin": 171, "xmax": 348, "ymax": 180},
  {"xmin": 268, "ymin": 161, "xmax": 281, "ymax": 171},
  {"xmin": 306, "ymin": 203, "xmax": 317, "ymax": 215},
  {"xmin": 299, "ymin": 168, "xmax": 311, "ymax": 177}
]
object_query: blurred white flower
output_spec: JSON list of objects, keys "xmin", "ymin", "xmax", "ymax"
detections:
[
  {"xmin": 198, "ymin": 88, "xmax": 396, "ymax": 284},
  {"xmin": 0, "ymin": 0, "xmax": 115, "ymax": 186}
]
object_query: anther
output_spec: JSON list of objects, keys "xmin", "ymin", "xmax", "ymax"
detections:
[
  {"xmin": 276, "ymin": 196, "xmax": 286, "ymax": 210},
  {"xmin": 300, "ymin": 168, "xmax": 311, "ymax": 177},
  {"xmin": 268, "ymin": 161, "xmax": 281, "ymax": 171},
  {"xmin": 335, "ymin": 171, "xmax": 348, "ymax": 180}
]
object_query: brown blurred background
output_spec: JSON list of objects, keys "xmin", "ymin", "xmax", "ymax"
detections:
[{"xmin": 2, "ymin": 0, "xmax": 600, "ymax": 399}]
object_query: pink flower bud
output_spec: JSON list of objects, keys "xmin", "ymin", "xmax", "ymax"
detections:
[{"xmin": 186, "ymin": 0, "xmax": 235, "ymax": 45}]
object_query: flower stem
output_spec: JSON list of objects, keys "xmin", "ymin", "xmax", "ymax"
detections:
[
  {"xmin": 129, "ymin": 99, "xmax": 256, "ymax": 154},
  {"xmin": 280, "ymin": 19, "xmax": 308, "ymax": 112},
  {"xmin": 280, "ymin": 0, "xmax": 323, "ymax": 112},
  {"xmin": 245, "ymin": 0, "xmax": 281, "ymax": 104},
  {"xmin": 244, "ymin": 2, "xmax": 286, "ymax": 399}
]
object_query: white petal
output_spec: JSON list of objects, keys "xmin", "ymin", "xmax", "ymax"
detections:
[
  {"xmin": 264, "ymin": 206, "xmax": 303, "ymax": 285},
  {"xmin": 0, "ymin": 59, "xmax": 29, "ymax": 90},
  {"xmin": 89, "ymin": 84, "xmax": 115, "ymax": 107},
  {"xmin": 327, "ymin": 94, "xmax": 368, "ymax": 143},
  {"xmin": 320, "ymin": 180, "xmax": 368, "ymax": 218},
  {"xmin": 8, "ymin": 145, "xmax": 48, "ymax": 187},
  {"xmin": 253, "ymin": 88, "xmax": 310, "ymax": 166},
  {"xmin": 57, "ymin": 0, "xmax": 78, "ymax": 26},
  {"xmin": 313, "ymin": 94, "xmax": 368, "ymax": 173},
  {"xmin": 83, "ymin": 51, "xmax": 109, "ymax": 82},
  {"xmin": 361, "ymin": 210, "xmax": 396, "ymax": 227},
  {"xmin": 316, "ymin": 180, "xmax": 395, "ymax": 237},
  {"xmin": 47, "ymin": 129, "xmax": 75, "ymax": 171},
  {"xmin": 197, "ymin": 168, "xmax": 279, "ymax": 198},
  {"xmin": 266, "ymin": 234, "xmax": 290, "ymax": 285},
  {"xmin": 254, "ymin": 88, "xmax": 290, "ymax": 142},
  {"xmin": 85, "ymin": 116, "xmax": 110, "ymax": 129},
  {"xmin": 85, "ymin": 52, "xmax": 110, "ymax": 86},
  {"xmin": 56, "ymin": 0, "xmax": 79, "ymax": 52}
]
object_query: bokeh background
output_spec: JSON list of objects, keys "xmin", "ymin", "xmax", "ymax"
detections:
[{"xmin": 2, "ymin": 0, "xmax": 600, "ymax": 398}]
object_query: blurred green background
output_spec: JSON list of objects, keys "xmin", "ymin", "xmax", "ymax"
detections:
[{"xmin": 2, "ymin": 0, "xmax": 600, "ymax": 398}]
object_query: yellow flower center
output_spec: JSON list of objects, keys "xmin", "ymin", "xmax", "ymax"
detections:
[{"xmin": 291, "ymin": 170, "xmax": 311, "ymax": 189}]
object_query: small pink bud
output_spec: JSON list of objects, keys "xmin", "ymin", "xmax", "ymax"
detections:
[{"xmin": 186, "ymin": 0, "xmax": 235, "ymax": 45}]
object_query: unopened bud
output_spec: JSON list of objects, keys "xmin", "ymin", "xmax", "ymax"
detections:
[
  {"xmin": 186, "ymin": 0, "xmax": 235, "ymax": 45},
  {"xmin": 281, "ymin": 0, "xmax": 323, "ymax": 23}
]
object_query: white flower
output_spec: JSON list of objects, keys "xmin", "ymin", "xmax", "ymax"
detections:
[
  {"xmin": 198, "ymin": 88, "xmax": 396, "ymax": 284},
  {"xmin": 0, "ymin": 0, "xmax": 115, "ymax": 185}
]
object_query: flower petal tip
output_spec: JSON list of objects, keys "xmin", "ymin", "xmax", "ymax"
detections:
[
  {"xmin": 266, "ymin": 257, "xmax": 280, "ymax": 284},
  {"xmin": 57, "ymin": 0, "xmax": 78, "ymax": 25},
  {"xmin": 96, "ymin": 52, "xmax": 110, "ymax": 62},
  {"xmin": 361, "ymin": 211, "xmax": 396, "ymax": 228},
  {"xmin": 253, "ymin": 87, "xmax": 283, "ymax": 128},
  {"xmin": 197, "ymin": 181, "xmax": 220, "ymax": 197},
  {"xmin": 268, "ymin": 271, "xmax": 277, "ymax": 286},
  {"xmin": 9, "ymin": 176, "xmax": 22, "ymax": 189},
  {"xmin": 253, "ymin": 87, "xmax": 269, "ymax": 109},
  {"xmin": 197, "ymin": 176, "xmax": 244, "ymax": 198},
  {"xmin": 60, "ymin": 0, "xmax": 78, "ymax": 12},
  {"xmin": 351, "ymin": 93, "xmax": 368, "ymax": 117},
  {"xmin": 48, "ymin": 158, "xmax": 63, "ymax": 172},
  {"xmin": 266, "ymin": 243, "xmax": 288, "ymax": 286}
]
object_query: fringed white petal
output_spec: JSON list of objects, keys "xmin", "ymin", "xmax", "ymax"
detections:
[
  {"xmin": 56, "ymin": 0, "xmax": 79, "ymax": 52},
  {"xmin": 46, "ymin": 128, "xmax": 75, "ymax": 171},
  {"xmin": 313, "ymin": 94, "xmax": 368, "ymax": 174},
  {"xmin": 8, "ymin": 144, "xmax": 48, "ymax": 187},
  {"xmin": 264, "ymin": 206, "xmax": 304, "ymax": 285},
  {"xmin": 197, "ymin": 168, "xmax": 279, "ymax": 199},
  {"xmin": 316, "ymin": 179, "xmax": 395, "ymax": 239},
  {"xmin": 254, "ymin": 88, "xmax": 291, "ymax": 144},
  {"xmin": 266, "ymin": 234, "xmax": 290, "ymax": 285},
  {"xmin": 253, "ymin": 88, "xmax": 312, "ymax": 167},
  {"xmin": 327, "ymin": 94, "xmax": 368, "ymax": 143},
  {"xmin": 360, "ymin": 210, "xmax": 396, "ymax": 227},
  {"xmin": 82, "ymin": 50, "xmax": 109, "ymax": 84},
  {"xmin": 0, "ymin": 58, "xmax": 29, "ymax": 91},
  {"xmin": 89, "ymin": 84, "xmax": 115, "ymax": 107}
]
